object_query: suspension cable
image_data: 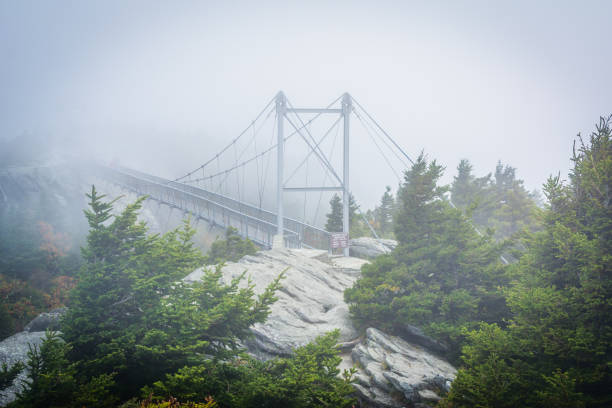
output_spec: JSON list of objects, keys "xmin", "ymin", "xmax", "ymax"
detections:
[
  {"xmin": 352, "ymin": 96, "xmax": 414, "ymax": 165},
  {"xmin": 284, "ymin": 114, "xmax": 343, "ymax": 185},
  {"xmin": 171, "ymin": 95, "xmax": 276, "ymax": 183},
  {"xmin": 259, "ymin": 112, "xmax": 277, "ymax": 208},
  {"xmin": 353, "ymin": 109, "xmax": 402, "ymax": 182},
  {"xmin": 354, "ymin": 105, "xmax": 411, "ymax": 169},
  {"xmin": 215, "ymin": 106, "xmax": 275, "ymax": 191},
  {"xmin": 284, "ymin": 115, "xmax": 342, "ymax": 186},
  {"xmin": 312, "ymin": 119, "xmax": 341, "ymax": 225},
  {"xmin": 183, "ymin": 95, "xmax": 344, "ymax": 187},
  {"xmin": 286, "ymin": 98, "xmax": 342, "ymax": 184}
]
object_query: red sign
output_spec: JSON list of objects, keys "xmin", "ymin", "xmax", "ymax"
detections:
[{"xmin": 330, "ymin": 233, "xmax": 349, "ymax": 249}]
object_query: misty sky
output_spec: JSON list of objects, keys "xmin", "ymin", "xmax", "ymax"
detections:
[{"xmin": 1, "ymin": 0, "xmax": 611, "ymax": 210}]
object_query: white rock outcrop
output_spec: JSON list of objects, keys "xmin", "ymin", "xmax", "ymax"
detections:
[
  {"xmin": 0, "ymin": 332, "xmax": 46, "ymax": 406},
  {"xmin": 186, "ymin": 247, "xmax": 456, "ymax": 407},
  {"xmin": 349, "ymin": 237, "xmax": 397, "ymax": 259}
]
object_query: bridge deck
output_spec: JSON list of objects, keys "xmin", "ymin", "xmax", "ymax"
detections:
[{"xmin": 97, "ymin": 165, "xmax": 331, "ymax": 250}]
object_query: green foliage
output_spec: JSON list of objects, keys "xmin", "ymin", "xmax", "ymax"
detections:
[
  {"xmin": 0, "ymin": 361, "xmax": 23, "ymax": 395},
  {"xmin": 205, "ymin": 227, "xmax": 258, "ymax": 265},
  {"xmin": 12, "ymin": 331, "xmax": 115, "ymax": 408},
  {"xmin": 0, "ymin": 276, "xmax": 48, "ymax": 337},
  {"xmin": 0, "ymin": 305, "xmax": 15, "ymax": 340},
  {"xmin": 450, "ymin": 159, "xmax": 540, "ymax": 240},
  {"xmin": 325, "ymin": 194, "xmax": 343, "ymax": 232},
  {"xmin": 445, "ymin": 116, "xmax": 612, "ymax": 407},
  {"xmin": 150, "ymin": 330, "xmax": 356, "ymax": 408},
  {"xmin": 443, "ymin": 323, "xmax": 526, "ymax": 408},
  {"xmin": 0, "ymin": 203, "xmax": 82, "ymax": 339},
  {"xmin": 373, "ymin": 186, "xmax": 395, "ymax": 238},
  {"xmin": 325, "ymin": 193, "xmax": 359, "ymax": 235},
  {"xmin": 344, "ymin": 154, "xmax": 508, "ymax": 360},
  {"xmin": 45, "ymin": 186, "xmax": 281, "ymax": 403},
  {"xmin": 119, "ymin": 395, "xmax": 216, "ymax": 408}
]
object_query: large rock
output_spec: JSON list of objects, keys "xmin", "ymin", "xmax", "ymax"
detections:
[
  {"xmin": 398, "ymin": 324, "xmax": 449, "ymax": 355},
  {"xmin": 0, "ymin": 331, "xmax": 46, "ymax": 406},
  {"xmin": 185, "ymin": 248, "xmax": 456, "ymax": 407},
  {"xmin": 23, "ymin": 307, "xmax": 66, "ymax": 332},
  {"xmin": 185, "ymin": 248, "xmax": 364, "ymax": 358},
  {"xmin": 0, "ymin": 308, "xmax": 66, "ymax": 406},
  {"xmin": 350, "ymin": 237, "xmax": 397, "ymax": 259},
  {"xmin": 351, "ymin": 328, "xmax": 456, "ymax": 406}
]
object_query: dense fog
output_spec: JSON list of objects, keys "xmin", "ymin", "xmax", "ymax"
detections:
[
  {"xmin": 1, "ymin": 3, "xmax": 611, "ymax": 408},
  {"xmin": 2, "ymin": 1, "xmax": 611, "ymax": 212}
]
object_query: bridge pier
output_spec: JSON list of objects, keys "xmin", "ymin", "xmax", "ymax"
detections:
[{"xmin": 272, "ymin": 234, "xmax": 284, "ymax": 250}]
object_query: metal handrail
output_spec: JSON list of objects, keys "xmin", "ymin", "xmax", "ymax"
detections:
[{"xmin": 97, "ymin": 165, "xmax": 330, "ymax": 249}]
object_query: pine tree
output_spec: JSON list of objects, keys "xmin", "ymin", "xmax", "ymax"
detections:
[
  {"xmin": 324, "ymin": 193, "xmax": 359, "ymax": 233},
  {"xmin": 450, "ymin": 159, "xmax": 539, "ymax": 240},
  {"xmin": 451, "ymin": 159, "xmax": 476, "ymax": 209},
  {"xmin": 445, "ymin": 116, "xmax": 612, "ymax": 408},
  {"xmin": 150, "ymin": 330, "xmax": 356, "ymax": 408},
  {"xmin": 375, "ymin": 186, "xmax": 395, "ymax": 237},
  {"xmin": 325, "ymin": 194, "xmax": 343, "ymax": 232},
  {"xmin": 14, "ymin": 331, "xmax": 115, "ymax": 408},
  {"xmin": 205, "ymin": 227, "xmax": 258, "ymax": 265},
  {"xmin": 57, "ymin": 186, "xmax": 282, "ymax": 402},
  {"xmin": 345, "ymin": 154, "xmax": 508, "ymax": 359}
]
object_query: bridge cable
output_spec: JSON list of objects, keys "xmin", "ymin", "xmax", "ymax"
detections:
[
  {"xmin": 284, "ymin": 115, "xmax": 342, "ymax": 186},
  {"xmin": 171, "ymin": 95, "xmax": 276, "ymax": 183},
  {"xmin": 353, "ymin": 109, "xmax": 402, "ymax": 182},
  {"xmin": 234, "ymin": 142, "xmax": 242, "ymax": 202},
  {"xmin": 182, "ymin": 96, "xmax": 343, "ymax": 186},
  {"xmin": 354, "ymin": 105, "xmax": 411, "ymax": 170},
  {"xmin": 259, "ymin": 112, "xmax": 277, "ymax": 209},
  {"xmin": 303, "ymin": 145, "xmax": 309, "ymax": 223},
  {"xmin": 312, "ymin": 119, "xmax": 341, "ymax": 225},
  {"xmin": 353, "ymin": 98, "xmax": 508, "ymax": 263},
  {"xmin": 285, "ymin": 98, "xmax": 343, "ymax": 185},
  {"xmin": 214, "ymin": 106, "xmax": 275, "ymax": 193},
  {"xmin": 352, "ymin": 97, "xmax": 415, "ymax": 165},
  {"xmin": 284, "ymin": 114, "xmax": 343, "ymax": 186},
  {"xmin": 252, "ymin": 120, "xmax": 262, "ymax": 208}
]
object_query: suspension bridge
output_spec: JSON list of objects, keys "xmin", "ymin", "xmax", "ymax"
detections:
[{"xmin": 97, "ymin": 91, "xmax": 414, "ymax": 255}]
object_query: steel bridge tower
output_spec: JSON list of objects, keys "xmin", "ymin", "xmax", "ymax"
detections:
[{"xmin": 274, "ymin": 91, "xmax": 352, "ymax": 256}]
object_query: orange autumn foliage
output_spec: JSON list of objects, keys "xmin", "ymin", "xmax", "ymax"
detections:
[
  {"xmin": 46, "ymin": 275, "xmax": 76, "ymax": 309},
  {"xmin": 38, "ymin": 221, "xmax": 71, "ymax": 260}
]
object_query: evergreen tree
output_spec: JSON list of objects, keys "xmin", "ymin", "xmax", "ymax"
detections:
[
  {"xmin": 150, "ymin": 330, "xmax": 356, "ymax": 408},
  {"xmin": 0, "ymin": 361, "xmax": 23, "ymax": 396},
  {"xmin": 451, "ymin": 159, "xmax": 476, "ymax": 209},
  {"xmin": 374, "ymin": 186, "xmax": 395, "ymax": 237},
  {"xmin": 56, "ymin": 187, "xmax": 281, "ymax": 403},
  {"xmin": 445, "ymin": 116, "xmax": 612, "ymax": 407},
  {"xmin": 324, "ymin": 193, "xmax": 359, "ymax": 233},
  {"xmin": 490, "ymin": 161, "xmax": 539, "ymax": 238},
  {"xmin": 14, "ymin": 331, "xmax": 114, "ymax": 408},
  {"xmin": 325, "ymin": 194, "xmax": 343, "ymax": 232},
  {"xmin": 205, "ymin": 227, "xmax": 258, "ymax": 265},
  {"xmin": 345, "ymin": 154, "xmax": 508, "ymax": 359},
  {"xmin": 450, "ymin": 159, "xmax": 539, "ymax": 240}
]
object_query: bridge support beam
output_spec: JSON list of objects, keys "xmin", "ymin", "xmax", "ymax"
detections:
[
  {"xmin": 275, "ymin": 91, "xmax": 286, "ymax": 248},
  {"xmin": 342, "ymin": 93, "xmax": 352, "ymax": 257}
]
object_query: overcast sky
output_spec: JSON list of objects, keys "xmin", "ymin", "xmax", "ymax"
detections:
[{"xmin": 1, "ymin": 0, "xmax": 610, "ymax": 209}]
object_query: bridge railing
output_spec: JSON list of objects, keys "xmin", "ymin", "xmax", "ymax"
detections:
[{"xmin": 96, "ymin": 165, "xmax": 330, "ymax": 250}]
